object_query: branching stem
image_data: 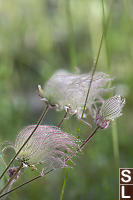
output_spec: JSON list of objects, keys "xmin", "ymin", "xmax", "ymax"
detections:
[{"xmin": 0, "ymin": 126, "xmax": 100, "ymax": 198}]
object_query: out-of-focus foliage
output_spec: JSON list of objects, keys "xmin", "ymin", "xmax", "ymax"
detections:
[{"xmin": 0, "ymin": 0, "xmax": 133, "ymax": 199}]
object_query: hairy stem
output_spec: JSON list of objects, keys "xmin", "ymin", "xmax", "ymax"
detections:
[{"xmin": 0, "ymin": 104, "xmax": 49, "ymax": 181}]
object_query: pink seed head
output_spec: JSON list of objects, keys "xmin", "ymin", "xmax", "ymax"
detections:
[{"xmin": 15, "ymin": 125, "xmax": 78, "ymax": 171}]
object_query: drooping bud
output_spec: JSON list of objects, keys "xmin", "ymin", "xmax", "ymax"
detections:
[{"xmin": 95, "ymin": 95, "xmax": 125, "ymax": 129}]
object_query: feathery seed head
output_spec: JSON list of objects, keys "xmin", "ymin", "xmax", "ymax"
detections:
[
  {"xmin": 39, "ymin": 70, "xmax": 113, "ymax": 119},
  {"xmin": 14, "ymin": 125, "xmax": 78, "ymax": 171}
]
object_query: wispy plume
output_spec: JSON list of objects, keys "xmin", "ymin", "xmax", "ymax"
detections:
[
  {"xmin": 39, "ymin": 70, "xmax": 112, "ymax": 119},
  {"xmin": 14, "ymin": 125, "xmax": 78, "ymax": 171}
]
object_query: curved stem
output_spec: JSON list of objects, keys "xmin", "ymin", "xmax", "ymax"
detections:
[
  {"xmin": 0, "ymin": 104, "xmax": 49, "ymax": 181},
  {"xmin": 0, "ymin": 126, "xmax": 100, "ymax": 198}
]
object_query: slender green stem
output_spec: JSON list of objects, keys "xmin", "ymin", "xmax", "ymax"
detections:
[
  {"xmin": 0, "ymin": 0, "xmax": 115, "ymax": 198},
  {"xmin": 60, "ymin": 168, "xmax": 69, "ymax": 200},
  {"xmin": 60, "ymin": 126, "xmax": 99, "ymax": 200},
  {"xmin": 76, "ymin": 63, "xmax": 96, "ymax": 138},
  {"xmin": 101, "ymin": 0, "xmax": 119, "ymax": 168},
  {"xmin": 60, "ymin": 1, "xmax": 115, "ymax": 199},
  {"xmin": 76, "ymin": 0, "xmax": 114, "ymax": 138},
  {"xmin": 0, "ymin": 163, "xmax": 23, "ymax": 195},
  {"xmin": 0, "ymin": 104, "xmax": 49, "ymax": 181}
]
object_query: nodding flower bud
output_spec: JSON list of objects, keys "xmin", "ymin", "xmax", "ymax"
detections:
[
  {"xmin": 39, "ymin": 70, "xmax": 113, "ymax": 119},
  {"xmin": 95, "ymin": 95, "xmax": 125, "ymax": 129},
  {"xmin": 15, "ymin": 125, "xmax": 79, "ymax": 171}
]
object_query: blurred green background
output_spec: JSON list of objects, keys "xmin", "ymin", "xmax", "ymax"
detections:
[{"xmin": 0, "ymin": 0, "xmax": 133, "ymax": 199}]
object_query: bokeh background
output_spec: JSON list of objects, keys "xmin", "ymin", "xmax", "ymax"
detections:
[{"xmin": 0, "ymin": 0, "xmax": 133, "ymax": 199}]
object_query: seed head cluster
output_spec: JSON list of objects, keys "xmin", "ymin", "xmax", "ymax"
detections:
[{"xmin": 1, "ymin": 70, "xmax": 126, "ymax": 180}]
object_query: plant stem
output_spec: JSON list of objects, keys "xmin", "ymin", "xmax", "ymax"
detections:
[
  {"xmin": 60, "ymin": 126, "xmax": 99, "ymax": 200},
  {"xmin": 77, "ymin": 126, "xmax": 100, "ymax": 152},
  {"xmin": 66, "ymin": 126, "xmax": 100, "ymax": 163},
  {"xmin": 0, "ymin": 163, "xmax": 23, "ymax": 195},
  {"xmin": 0, "ymin": 169, "xmax": 53, "ymax": 199},
  {"xmin": 60, "ymin": 168, "xmax": 69, "ymax": 200},
  {"xmin": 58, "ymin": 111, "xmax": 68, "ymax": 128},
  {"xmin": 0, "ymin": 104, "xmax": 49, "ymax": 181},
  {"xmin": 76, "ymin": 0, "xmax": 113, "ymax": 138},
  {"xmin": 60, "ymin": 1, "xmax": 114, "ymax": 199},
  {"xmin": 0, "ymin": 126, "xmax": 100, "ymax": 198},
  {"xmin": 76, "ymin": 64, "xmax": 95, "ymax": 138},
  {"xmin": 101, "ymin": 0, "xmax": 119, "ymax": 168}
]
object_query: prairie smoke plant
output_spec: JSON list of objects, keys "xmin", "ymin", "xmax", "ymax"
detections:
[
  {"xmin": 95, "ymin": 95, "xmax": 125, "ymax": 129},
  {"xmin": 14, "ymin": 125, "xmax": 78, "ymax": 171},
  {"xmin": 39, "ymin": 70, "xmax": 112, "ymax": 119}
]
